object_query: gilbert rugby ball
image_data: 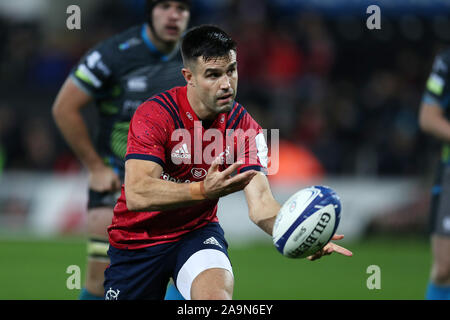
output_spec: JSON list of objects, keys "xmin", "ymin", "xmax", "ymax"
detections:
[{"xmin": 273, "ymin": 186, "xmax": 341, "ymax": 258}]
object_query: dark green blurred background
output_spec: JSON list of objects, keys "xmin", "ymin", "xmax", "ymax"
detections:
[{"xmin": 0, "ymin": 235, "xmax": 430, "ymax": 300}]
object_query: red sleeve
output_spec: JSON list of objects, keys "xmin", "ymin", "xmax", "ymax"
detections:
[
  {"xmin": 125, "ymin": 101, "xmax": 172, "ymax": 167},
  {"xmin": 231, "ymin": 111, "xmax": 268, "ymax": 174}
]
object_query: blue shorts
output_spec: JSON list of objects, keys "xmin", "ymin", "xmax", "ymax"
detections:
[
  {"xmin": 430, "ymin": 164, "xmax": 450, "ymax": 236},
  {"xmin": 104, "ymin": 222, "xmax": 232, "ymax": 300}
]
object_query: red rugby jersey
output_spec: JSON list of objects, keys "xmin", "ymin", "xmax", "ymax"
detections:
[{"xmin": 108, "ymin": 85, "xmax": 268, "ymax": 249}]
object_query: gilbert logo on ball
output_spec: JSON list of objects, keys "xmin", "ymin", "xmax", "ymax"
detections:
[{"xmin": 273, "ymin": 186, "xmax": 341, "ymax": 259}]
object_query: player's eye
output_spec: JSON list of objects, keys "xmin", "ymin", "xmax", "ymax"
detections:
[
  {"xmin": 160, "ymin": 3, "xmax": 171, "ymax": 10},
  {"xmin": 207, "ymin": 73, "xmax": 220, "ymax": 78},
  {"xmin": 176, "ymin": 4, "xmax": 189, "ymax": 12},
  {"xmin": 227, "ymin": 68, "xmax": 236, "ymax": 76}
]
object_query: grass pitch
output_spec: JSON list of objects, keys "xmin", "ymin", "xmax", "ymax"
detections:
[{"xmin": 0, "ymin": 235, "xmax": 431, "ymax": 300}]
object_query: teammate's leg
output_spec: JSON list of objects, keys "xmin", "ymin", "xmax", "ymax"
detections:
[
  {"xmin": 80, "ymin": 206, "xmax": 113, "ymax": 299},
  {"xmin": 164, "ymin": 280, "xmax": 185, "ymax": 300},
  {"xmin": 426, "ymin": 168, "xmax": 450, "ymax": 300},
  {"xmin": 427, "ymin": 235, "xmax": 450, "ymax": 300}
]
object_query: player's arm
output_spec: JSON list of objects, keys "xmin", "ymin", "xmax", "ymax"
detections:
[
  {"xmin": 52, "ymin": 77, "xmax": 120, "ymax": 191},
  {"xmin": 243, "ymin": 172, "xmax": 281, "ymax": 235},
  {"xmin": 419, "ymin": 101, "xmax": 450, "ymax": 141},
  {"xmin": 125, "ymin": 157, "xmax": 258, "ymax": 212}
]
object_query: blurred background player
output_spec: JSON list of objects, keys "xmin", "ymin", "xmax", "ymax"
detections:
[
  {"xmin": 52, "ymin": 0, "xmax": 191, "ymax": 300},
  {"xmin": 419, "ymin": 48, "xmax": 450, "ymax": 300},
  {"xmin": 104, "ymin": 25, "xmax": 352, "ymax": 300}
]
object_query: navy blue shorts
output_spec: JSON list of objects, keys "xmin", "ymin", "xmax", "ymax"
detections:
[{"xmin": 104, "ymin": 222, "xmax": 232, "ymax": 300}]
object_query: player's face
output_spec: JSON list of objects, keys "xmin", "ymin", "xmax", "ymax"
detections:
[
  {"xmin": 191, "ymin": 51, "xmax": 238, "ymax": 116},
  {"xmin": 152, "ymin": 1, "xmax": 190, "ymax": 43}
]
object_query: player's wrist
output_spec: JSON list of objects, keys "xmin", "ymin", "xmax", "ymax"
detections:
[
  {"xmin": 86, "ymin": 158, "xmax": 108, "ymax": 172},
  {"xmin": 189, "ymin": 181, "xmax": 208, "ymax": 200}
]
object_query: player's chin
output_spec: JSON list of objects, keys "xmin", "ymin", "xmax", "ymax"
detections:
[
  {"xmin": 215, "ymin": 101, "xmax": 234, "ymax": 113},
  {"xmin": 160, "ymin": 31, "xmax": 182, "ymax": 43}
]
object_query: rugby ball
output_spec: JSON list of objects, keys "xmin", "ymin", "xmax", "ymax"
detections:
[{"xmin": 273, "ymin": 186, "xmax": 341, "ymax": 259}]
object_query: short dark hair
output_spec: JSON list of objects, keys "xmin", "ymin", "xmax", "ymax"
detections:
[{"xmin": 181, "ymin": 25, "xmax": 237, "ymax": 67}]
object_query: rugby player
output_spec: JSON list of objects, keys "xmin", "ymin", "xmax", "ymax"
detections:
[
  {"xmin": 104, "ymin": 25, "xmax": 352, "ymax": 300},
  {"xmin": 419, "ymin": 48, "xmax": 450, "ymax": 300},
  {"xmin": 52, "ymin": 0, "xmax": 190, "ymax": 300}
]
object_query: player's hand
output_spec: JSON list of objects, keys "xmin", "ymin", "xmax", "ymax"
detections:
[
  {"xmin": 307, "ymin": 234, "xmax": 353, "ymax": 261},
  {"xmin": 89, "ymin": 165, "xmax": 121, "ymax": 192},
  {"xmin": 203, "ymin": 157, "xmax": 258, "ymax": 199}
]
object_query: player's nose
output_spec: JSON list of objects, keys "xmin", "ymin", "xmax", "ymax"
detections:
[
  {"xmin": 168, "ymin": 6, "xmax": 183, "ymax": 20},
  {"xmin": 219, "ymin": 75, "xmax": 231, "ymax": 90}
]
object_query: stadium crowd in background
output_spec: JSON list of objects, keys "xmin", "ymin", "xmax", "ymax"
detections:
[{"xmin": 0, "ymin": 0, "xmax": 449, "ymax": 179}]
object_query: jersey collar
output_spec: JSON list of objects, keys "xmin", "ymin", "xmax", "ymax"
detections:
[
  {"xmin": 141, "ymin": 24, "xmax": 172, "ymax": 62},
  {"xmin": 178, "ymin": 86, "xmax": 229, "ymax": 132}
]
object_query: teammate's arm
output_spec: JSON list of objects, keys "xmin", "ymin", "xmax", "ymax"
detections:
[
  {"xmin": 419, "ymin": 101, "xmax": 450, "ymax": 141},
  {"xmin": 419, "ymin": 52, "xmax": 450, "ymax": 140},
  {"xmin": 125, "ymin": 157, "xmax": 257, "ymax": 212},
  {"xmin": 52, "ymin": 77, "xmax": 120, "ymax": 192}
]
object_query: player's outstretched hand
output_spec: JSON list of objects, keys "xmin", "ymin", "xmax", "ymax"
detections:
[
  {"xmin": 89, "ymin": 164, "xmax": 121, "ymax": 192},
  {"xmin": 307, "ymin": 234, "xmax": 353, "ymax": 261},
  {"xmin": 203, "ymin": 157, "xmax": 258, "ymax": 199}
]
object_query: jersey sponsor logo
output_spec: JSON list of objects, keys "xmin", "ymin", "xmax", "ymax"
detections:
[
  {"xmin": 123, "ymin": 100, "xmax": 143, "ymax": 116},
  {"xmin": 432, "ymin": 57, "xmax": 448, "ymax": 73},
  {"xmin": 127, "ymin": 76, "xmax": 148, "ymax": 92},
  {"xmin": 87, "ymin": 51, "xmax": 101, "ymax": 69},
  {"xmin": 105, "ymin": 287, "xmax": 120, "ymax": 300},
  {"xmin": 160, "ymin": 171, "xmax": 191, "ymax": 183},
  {"xmin": 203, "ymin": 237, "xmax": 223, "ymax": 248},
  {"xmin": 191, "ymin": 168, "xmax": 207, "ymax": 179},
  {"xmin": 86, "ymin": 50, "xmax": 111, "ymax": 76},
  {"xmin": 75, "ymin": 64, "xmax": 102, "ymax": 88},
  {"xmin": 171, "ymin": 143, "xmax": 191, "ymax": 161},
  {"xmin": 427, "ymin": 73, "xmax": 445, "ymax": 96}
]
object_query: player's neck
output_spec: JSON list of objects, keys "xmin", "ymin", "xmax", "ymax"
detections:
[
  {"xmin": 146, "ymin": 25, "xmax": 177, "ymax": 55},
  {"xmin": 186, "ymin": 86, "xmax": 218, "ymax": 121}
]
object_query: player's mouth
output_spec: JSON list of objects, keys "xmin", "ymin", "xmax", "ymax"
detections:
[
  {"xmin": 217, "ymin": 93, "xmax": 233, "ymax": 104},
  {"xmin": 165, "ymin": 25, "xmax": 180, "ymax": 36}
]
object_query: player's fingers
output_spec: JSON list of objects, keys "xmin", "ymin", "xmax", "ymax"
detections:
[
  {"xmin": 307, "ymin": 252, "xmax": 322, "ymax": 261},
  {"xmin": 332, "ymin": 234, "xmax": 344, "ymax": 241},
  {"xmin": 226, "ymin": 176, "xmax": 254, "ymax": 194},
  {"xmin": 330, "ymin": 243, "xmax": 353, "ymax": 257},
  {"xmin": 208, "ymin": 157, "xmax": 222, "ymax": 173},
  {"xmin": 221, "ymin": 160, "xmax": 243, "ymax": 177},
  {"xmin": 226, "ymin": 170, "xmax": 257, "ymax": 187}
]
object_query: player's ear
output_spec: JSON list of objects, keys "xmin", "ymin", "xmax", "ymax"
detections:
[{"xmin": 182, "ymin": 67, "xmax": 195, "ymax": 87}]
